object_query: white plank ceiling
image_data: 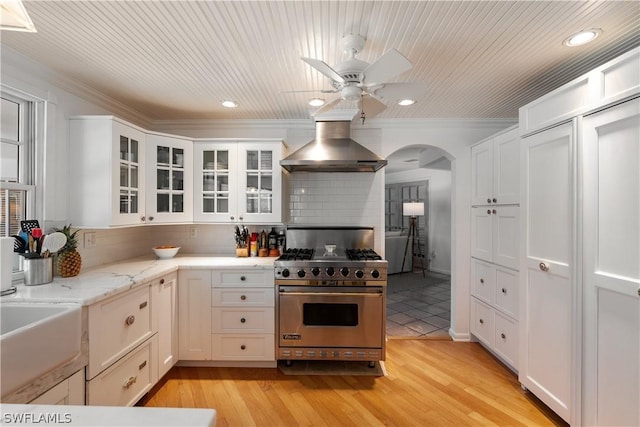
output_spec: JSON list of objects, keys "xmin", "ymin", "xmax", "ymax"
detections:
[{"xmin": 1, "ymin": 0, "xmax": 639, "ymax": 121}]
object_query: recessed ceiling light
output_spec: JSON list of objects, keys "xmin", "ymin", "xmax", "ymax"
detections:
[
  {"xmin": 564, "ymin": 29, "xmax": 602, "ymax": 47},
  {"xmin": 309, "ymin": 98, "xmax": 325, "ymax": 107},
  {"xmin": 398, "ymin": 99, "xmax": 416, "ymax": 106},
  {"xmin": 221, "ymin": 100, "xmax": 238, "ymax": 108}
]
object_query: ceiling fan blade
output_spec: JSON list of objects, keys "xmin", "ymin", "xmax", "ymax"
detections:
[
  {"xmin": 281, "ymin": 89, "xmax": 338, "ymax": 94},
  {"xmin": 372, "ymin": 82, "xmax": 428, "ymax": 104},
  {"xmin": 311, "ymin": 97, "xmax": 342, "ymax": 116},
  {"xmin": 362, "ymin": 49, "xmax": 412, "ymax": 85},
  {"xmin": 301, "ymin": 57, "xmax": 346, "ymax": 84},
  {"xmin": 360, "ymin": 95, "xmax": 387, "ymax": 118}
]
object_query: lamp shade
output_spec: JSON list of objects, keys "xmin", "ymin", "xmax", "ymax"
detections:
[{"xmin": 403, "ymin": 202, "xmax": 424, "ymax": 217}]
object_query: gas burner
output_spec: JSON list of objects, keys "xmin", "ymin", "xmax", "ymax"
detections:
[
  {"xmin": 346, "ymin": 249, "xmax": 382, "ymax": 261},
  {"xmin": 278, "ymin": 248, "xmax": 314, "ymax": 261}
]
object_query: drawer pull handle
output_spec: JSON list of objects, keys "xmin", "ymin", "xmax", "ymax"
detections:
[
  {"xmin": 501, "ymin": 333, "xmax": 506, "ymax": 340},
  {"xmin": 139, "ymin": 360, "xmax": 147, "ymax": 370},
  {"xmin": 139, "ymin": 301, "xmax": 148, "ymax": 309},
  {"xmin": 240, "ymin": 345, "xmax": 246, "ymax": 350},
  {"xmin": 125, "ymin": 315, "xmax": 135, "ymax": 326},
  {"xmin": 501, "ymin": 288, "xmax": 506, "ymax": 294},
  {"xmin": 479, "ymin": 318, "xmax": 484, "ymax": 324},
  {"xmin": 240, "ymin": 295, "xmax": 247, "ymax": 301},
  {"xmin": 160, "ymin": 278, "xmax": 165, "ymax": 285},
  {"xmin": 480, "ymin": 278, "xmax": 484, "ymax": 284},
  {"xmin": 240, "ymin": 276, "xmax": 246, "ymax": 281},
  {"xmin": 123, "ymin": 376, "xmax": 137, "ymax": 389},
  {"xmin": 539, "ymin": 262, "xmax": 549, "ymax": 272},
  {"xmin": 240, "ymin": 317, "xmax": 246, "ymax": 323}
]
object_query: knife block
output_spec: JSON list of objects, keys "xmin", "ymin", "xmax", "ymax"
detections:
[{"xmin": 235, "ymin": 247, "xmax": 249, "ymax": 257}]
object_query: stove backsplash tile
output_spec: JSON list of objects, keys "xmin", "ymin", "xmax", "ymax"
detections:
[{"xmin": 287, "ymin": 172, "xmax": 382, "ymax": 226}]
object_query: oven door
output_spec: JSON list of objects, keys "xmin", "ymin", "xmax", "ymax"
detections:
[{"xmin": 278, "ymin": 285, "xmax": 385, "ymax": 348}]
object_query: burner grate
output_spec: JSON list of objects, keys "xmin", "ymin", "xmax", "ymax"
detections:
[
  {"xmin": 278, "ymin": 248, "xmax": 314, "ymax": 261},
  {"xmin": 346, "ymin": 248, "xmax": 382, "ymax": 261}
]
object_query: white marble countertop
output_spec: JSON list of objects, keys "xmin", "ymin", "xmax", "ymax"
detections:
[
  {"xmin": 1, "ymin": 404, "xmax": 216, "ymax": 426},
  {"xmin": 2, "ymin": 255, "xmax": 276, "ymax": 306}
]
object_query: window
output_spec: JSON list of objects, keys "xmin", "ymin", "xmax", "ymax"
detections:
[{"xmin": 1, "ymin": 91, "xmax": 35, "ymax": 237}]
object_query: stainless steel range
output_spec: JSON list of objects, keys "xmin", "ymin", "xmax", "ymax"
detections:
[{"xmin": 275, "ymin": 226, "xmax": 387, "ymax": 366}]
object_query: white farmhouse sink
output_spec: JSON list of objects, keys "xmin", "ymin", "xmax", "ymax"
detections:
[{"xmin": 1, "ymin": 302, "xmax": 82, "ymax": 397}]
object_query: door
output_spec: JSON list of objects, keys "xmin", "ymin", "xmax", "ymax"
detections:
[
  {"xmin": 178, "ymin": 270, "xmax": 212, "ymax": 360},
  {"xmin": 193, "ymin": 143, "xmax": 238, "ymax": 222},
  {"xmin": 492, "ymin": 128, "xmax": 520, "ymax": 205},
  {"xmin": 471, "ymin": 140, "xmax": 493, "ymax": 206},
  {"xmin": 238, "ymin": 143, "xmax": 282, "ymax": 223},
  {"xmin": 492, "ymin": 205, "xmax": 519, "ymax": 270},
  {"xmin": 112, "ymin": 121, "xmax": 146, "ymax": 226},
  {"xmin": 519, "ymin": 121, "xmax": 575, "ymax": 423},
  {"xmin": 471, "ymin": 206, "xmax": 492, "ymax": 262},
  {"xmin": 157, "ymin": 274, "xmax": 178, "ymax": 378},
  {"xmin": 582, "ymin": 99, "xmax": 640, "ymax": 426}
]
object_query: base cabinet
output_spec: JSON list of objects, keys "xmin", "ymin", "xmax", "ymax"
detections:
[
  {"xmin": 178, "ymin": 270, "xmax": 212, "ymax": 360},
  {"xmin": 154, "ymin": 273, "xmax": 178, "ymax": 379},
  {"xmin": 29, "ymin": 370, "xmax": 85, "ymax": 405}
]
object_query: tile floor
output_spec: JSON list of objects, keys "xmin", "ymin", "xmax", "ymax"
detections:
[{"xmin": 386, "ymin": 270, "xmax": 452, "ymax": 338}]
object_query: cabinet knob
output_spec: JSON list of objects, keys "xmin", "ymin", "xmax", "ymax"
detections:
[
  {"xmin": 501, "ymin": 333, "xmax": 506, "ymax": 340},
  {"xmin": 139, "ymin": 301, "xmax": 148, "ymax": 309},
  {"xmin": 230, "ymin": 216, "xmax": 235, "ymax": 220},
  {"xmin": 240, "ymin": 276, "xmax": 246, "ymax": 281},
  {"xmin": 148, "ymin": 216, "xmax": 154, "ymax": 221},
  {"xmin": 240, "ymin": 317, "xmax": 246, "ymax": 323},
  {"xmin": 487, "ymin": 198, "xmax": 492, "ymax": 204},
  {"xmin": 140, "ymin": 216, "xmax": 146, "ymax": 222},
  {"xmin": 487, "ymin": 209, "xmax": 491, "ymax": 215},
  {"xmin": 480, "ymin": 278, "xmax": 484, "ymax": 284},
  {"xmin": 240, "ymin": 345, "xmax": 246, "ymax": 350},
  {"xmin": 240, "ymin": 295, "xmax": 247, "ymax": 301},
  {"xmin": 239, "ymin": 216, "xmax": 244, "ymax": 221},
  {"xmin": 539, "ymin": 262, "xmax": 549, "ymax": 272},
  {"xmin": 123, "ymin": 376, "xmax": 137, "ymax": 389},
  {"xmin": 479, "ymin": 318, "xmax": 484, "ymax": 324},
  {"xmin": 125, "ymin": 315, "xmax": 135, "ymax": 326},
  {"xmin": 501, "ymin": 288, "xmax": 507, "ymax": 294},
  {"xmin": 160, "ymin": 278, "xmax": 165, "ymax": 285},
  {"xmin": 492, "ymin": 209, "xmax": 497, "ymax": 214},
  {"xmin": 492, "ymin": 198, "xmax": 497, "ymax": 203}
]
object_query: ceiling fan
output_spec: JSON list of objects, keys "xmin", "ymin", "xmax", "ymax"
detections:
[{"xmin": 294, "ymin": 34, "xmax": 427, "ymax": 121}]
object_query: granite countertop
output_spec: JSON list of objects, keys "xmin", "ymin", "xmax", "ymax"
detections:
[{"xmin": 2, "ymin": 255, "xmax": 276, "ymax": 306}]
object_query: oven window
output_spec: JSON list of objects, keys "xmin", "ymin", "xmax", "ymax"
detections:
[{"xmin": 303, "ymin": 303, "xmax": 358, "ymax": 326}]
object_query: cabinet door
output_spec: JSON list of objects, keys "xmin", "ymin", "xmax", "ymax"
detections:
[
  {"xmin": 156, "ymin": 274, "xmax": 178, "ymax": 378},
  {"xmin": 494, "ymin": 266, "xmax": 518, "ymax": 318},
  {"xmin": 470, "ymin": 259, "xmax": 495, "ymax": 304},
  {"xmin": 238, "ymin": 143, "xmax": 282, "ymax": 223},
  {"xmin": 146, "ymin": 134, "xmax": 193, "ymax": 224},
  {"xmin": 471, "ymin": 140, "xmax": 494, "ymax": 206},
  {"xmin": 471, "ymin": 207, "xmax": 493, "ymax": 262},
  {"xmin": 111, "ymin": 121, "xmax": 146, "ymax": 226},
  {"xmin": 193, "ymin": 143, "xmax": 238, "ymax": 222},
  {"xmin": 178, "ymin": 270, "xmax": 212, "ymax": 360},
  {"xmin": 492, "ymin": 205, "xmax": 519, "ymax": 270},
  {"xmin": 582, "ymin": 99, "xmax": 640, "ymax": 427},
  {"xmin": 492, "ymin": 129, "xmax": 520, "ymax": 205},
  {"xmin": 520, "ymin": 121, "xmax": 575, "ymax": 423}
]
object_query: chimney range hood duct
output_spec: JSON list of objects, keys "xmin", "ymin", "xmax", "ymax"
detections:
[{"xmin": 280, "ymin": 121, "xmax": 387, "ymax": 172}]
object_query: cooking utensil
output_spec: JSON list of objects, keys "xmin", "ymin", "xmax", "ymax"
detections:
[
  {"xmin": 41, "ymin": 232, "xmax": 67, "ymax": 254},
  {"xmin": 20, "ymin": 220, "xmax": 40, "ymax": 234},
  {"xmin": 12, "ymin": 235, "xmax": 26, "ymax": 253}
]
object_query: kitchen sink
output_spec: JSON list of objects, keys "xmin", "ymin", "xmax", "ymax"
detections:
[{"xmin": 1, "ymin": 302, "xmax": 82, "ymax": 397}]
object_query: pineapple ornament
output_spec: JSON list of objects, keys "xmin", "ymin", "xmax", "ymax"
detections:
[{"xmin": 55, "ymin": 224, "xmax": 82, "ymax": 277}]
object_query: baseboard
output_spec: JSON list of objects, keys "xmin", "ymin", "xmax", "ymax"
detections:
[{"xmin": 448, "ymin": 328, "xmax": 471, "ymax": 341}]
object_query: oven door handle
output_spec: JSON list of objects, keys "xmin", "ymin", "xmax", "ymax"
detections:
[{"xmin": 278, "ymin": 291, "xmax": 383, "ymax": 297}]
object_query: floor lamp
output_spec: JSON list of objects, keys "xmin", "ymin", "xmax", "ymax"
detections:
[{"xmin": 401, "ymin": 202, "xmax": 425, "ymax": 277}]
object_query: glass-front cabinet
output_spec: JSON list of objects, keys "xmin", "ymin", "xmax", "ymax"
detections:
[
  {"xmin": 146, "ymin": 133, "xmax": 193, "ymax": 223},
  {"xmin": 194, "ymin": 140, "xmax": 282, "ymax": 223}
]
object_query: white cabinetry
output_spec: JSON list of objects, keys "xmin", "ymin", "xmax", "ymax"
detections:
[
  {"xmin": 153, "ymin": 272, "xmax": 179, "ymax": 379},
  {"xmin": 210, "ymin": 269, "xmax": 275, "ymax": 364},
  {"xmin": 145, "ymin": 134, "xmax": 193, "ymax": 224},
  {"xmin": 86, "ymin": 284, "xmax": 158, "ymax": 406},
  {"xmin": 178, "ymin": 270, "xmax": 212, "ymax": 360},
  {"xmin": 194, "ymin": 141, "xmax": 283, "ymax": 223},
  {"xmin": 471, "ymin": 126, "xmax": 520, "ymax": 206},
  {"xmin": 471, "ymin": 205, "xmax": 519, "ymax": 270},
  {"xmin": 29, "ymin": 370, "xmax": 84, "ymax": 405},
  {"xmin": 69, "ymin": 116, "xmax": 146, "ymax": 227},
  {"xmin": 519, "ymin": 121, "xmax": 575, "ymax": 423},
  {"xmin": 581, "ymin": 99, "xmax": 640, "ymax": 427}
]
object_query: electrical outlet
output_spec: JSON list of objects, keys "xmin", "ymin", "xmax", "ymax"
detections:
[
  {"xmin": 84, "ymin": 232, "xmax": 97, "ymax": 248},
  {"xmin": 189, "ymin": 227, "xmax": 197, "ymax": 238}
]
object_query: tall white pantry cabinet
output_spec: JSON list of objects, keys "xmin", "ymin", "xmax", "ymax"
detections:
[{"xmin": 518, "ymin": 47, "xmax": 639, "ymax": 425}]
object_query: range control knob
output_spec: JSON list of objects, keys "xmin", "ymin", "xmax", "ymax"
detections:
[
  {"xmin": 326, "ymin": 267, "xmax": 335, "ymax": 277},
  {"xmin": 371, "ymin": 270, "xmax": 380, "ymax": 279},
  {"xmin": 297, "ymin": 269, "xmax": 306, "ymax": 278},
  {"xmin": 281, "ymin": 269, "xmax": 290, "ymax": 278},
  {"xmin": 355, "ymin": 270, "xmax": 364, "ymax": 279},
  {"xmin": 311, "ymin": 267, "xmax": 320, "ymax": 277},
  {"xmin": 340, "ymin": 267, "xmax": 350, "ymax": 277}
]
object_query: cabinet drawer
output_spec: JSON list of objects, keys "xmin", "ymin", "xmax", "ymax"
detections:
[
  {"xmin": 88, "ymin": 285, "xmax": 154, "ymax": 379},
  {"xmin": 471, "ymin": 298, "xmax": 494, "ymax": 347},
  {"xmin": 471, "ymin": 259, "xmax": 495, "ymax": 304},
  {"xmin": 212, "ymin": 288, "xmax": 274, "ymax": 307},
  {"xmin": 212, "ymin": 307, "xmax": 275, "ymax": 333},
  {"xmin": 213, "ymin": 269, "xmax": 274, "ymax": 287},
  {"xmin": 494, "ymin": 312, "xmax": 518, "ymax": 369},
  {"xmin": 495, "ymin": 267, "xmax": 519, "ymax": 318},
  {"xmin": 86, "ymin": 336, "xmax": 157, "ymax": 406},
  {"xmin": 211, "ymin": 334, "xmax": 275, "ymax": 361}
]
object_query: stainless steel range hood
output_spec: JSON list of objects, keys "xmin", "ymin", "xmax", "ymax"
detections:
[{"xmin": 280, "ymin": 121, "xmax": 387, "ymax": 172}]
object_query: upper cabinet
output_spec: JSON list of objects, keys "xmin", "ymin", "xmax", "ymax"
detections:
[
  {"xmin": 145, "ymin": 133, "xmax": 193, "ymax": 224},
  {"xmin": 70, "ymin": 116, "xmax": 147, "ymax": 227},
  {"xmin": 471, "ymin": 126, "xmax": 520, "ymax": 206},
  {"xmin": 194, "ymin": 140, "xmax": 283, "ymax": 224}
]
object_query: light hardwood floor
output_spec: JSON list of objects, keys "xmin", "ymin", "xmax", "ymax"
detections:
[{"xmin": 142, "ymin": 339, "xmax": 567, "ymax": 426}]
